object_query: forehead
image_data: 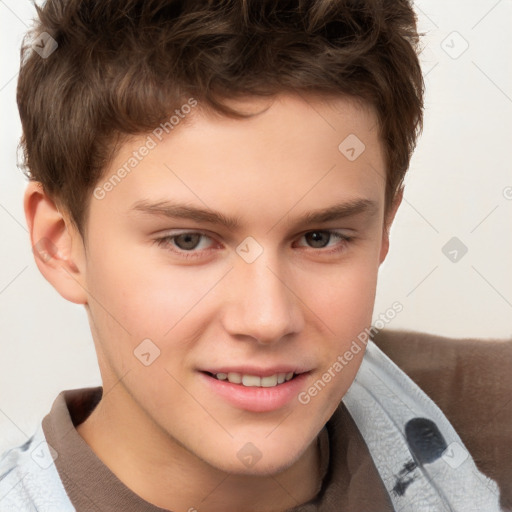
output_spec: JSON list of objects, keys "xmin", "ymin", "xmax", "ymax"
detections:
[
  {"xmin": 89, "ymin": 93, "xmax": 386, "ymax": 230},
  {"xmin": 188, "ymin": 92, "xmax": 381, "ymax": 157}
]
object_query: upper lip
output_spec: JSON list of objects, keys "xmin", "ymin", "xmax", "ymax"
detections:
[{"xmin": 200, "ymin": 366, "xmax": 311, "ymax": 377}]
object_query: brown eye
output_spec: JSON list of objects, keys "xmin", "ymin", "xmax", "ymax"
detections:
[
  {"xmin": 304, "ymin": 231, "xmax": 331, "ymax": 248},
  {"xmin": 173, "ymin": 233, "xmax": 203, "ymax": 250},
  {"xmin": 295, "ymin": 230, "xmax": 351, "ymax": 254},
  {"xmin": 154, "ymin": 231, "xmax": 216, "ymax": 259}
]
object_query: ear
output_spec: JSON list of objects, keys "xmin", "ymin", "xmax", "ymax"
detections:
[
  {"xmin": 24, "ymin": 181, "xmax": 88, "ymax": 304},
  {"xmin": 379, "ymin": 187, "xmax": 403, "ymax": 264}
]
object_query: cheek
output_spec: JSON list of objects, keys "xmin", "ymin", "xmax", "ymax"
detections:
[
  {"xmin": 301, "ymin": 255, "xmax": 379, "ymax": 335},
  {"xmin": 85, "ymin": 241, "xmax": 224, "ymax": 339},
  {"xmin": 296, "ymin": 256, "xmax": 378, "ymax": 408}
]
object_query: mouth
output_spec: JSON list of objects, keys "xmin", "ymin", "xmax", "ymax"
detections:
[
  {"xmin": 199, "ymin": 369, "xmax": 310, "ymax": 412},
  {"xmin": 204, "ymin": 371, "xmax": 297, "ymax": 388}
]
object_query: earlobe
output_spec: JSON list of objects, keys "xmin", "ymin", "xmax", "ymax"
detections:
[
  {"xmin": 379, "ymin": 188, "xmax": 403, "ymax": 264},
  {"xmin": 24, "ymin": 181, "xmax": 88, "ymax": 305}
]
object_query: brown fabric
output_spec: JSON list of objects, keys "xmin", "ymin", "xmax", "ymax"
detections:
[
  {"xmin": 42, "ymin": 387, "xmax": 392, "ymax": 511},
  {"xmin": 373, "ymin": 329, "xmax": 512, "ymax": 512}
]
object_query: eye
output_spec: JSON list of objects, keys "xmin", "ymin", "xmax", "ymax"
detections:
[
  {"xmin": 154, "ymin": 231, "xmax": 216, "ymax": 257},
  {"xmin": 296, "ymin": 230, "xmax": 351, "ymax": 250},
  {"xmin": 172, "ymin": 232, "xmax": 208, "ymax": 251}
]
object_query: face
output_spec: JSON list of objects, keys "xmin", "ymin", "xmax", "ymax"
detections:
[{"xmin": 76, "ymin": 93, "xmax": 390, "ymax": 475}]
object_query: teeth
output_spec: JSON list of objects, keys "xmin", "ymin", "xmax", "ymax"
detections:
[
  {"xmin": 261, "ymin": 375, "xmax": 278, "ymax": 387},
  {"xmin": 242, "ymin": 375, "xmax": 261, "ymax": 387},
  {"xmin": 214, "ymin": 372, "xmax": 295, "ymax": 387},
  {"xmin": 227, "ymin": 372, "xmax": 242, "ymax": 384}
]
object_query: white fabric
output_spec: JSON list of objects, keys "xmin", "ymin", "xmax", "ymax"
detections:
[
  {"xmin": 342, "ymin": 340, "xmax": 503, "ymax": 511},
  {"xmin": 0, "ymin": 421, "xmax": 75, "ymax": 511}
]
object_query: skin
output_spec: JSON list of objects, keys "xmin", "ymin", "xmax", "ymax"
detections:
[{"xmin": 25, "ymin": 93, "xmax": 401, "ymax": 512}]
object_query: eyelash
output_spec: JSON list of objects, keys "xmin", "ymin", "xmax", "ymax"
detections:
[{"xmin": 154, "ymin": 230, "xmax": 353, "ymax": 260}]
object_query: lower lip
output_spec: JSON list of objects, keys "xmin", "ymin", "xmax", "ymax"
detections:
[{"xmin": 199, "ymin": 372, "xmax": 310, "ymax": 413}]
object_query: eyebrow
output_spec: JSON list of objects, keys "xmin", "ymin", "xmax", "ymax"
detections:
[{"xmin": 130, "ymin": 198, "xmax": 379, "ymax": 230}]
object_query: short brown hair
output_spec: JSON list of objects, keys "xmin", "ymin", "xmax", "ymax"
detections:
[{"xmin": 17, "ymin": 0, "xmax": 424, "ymax": 236}]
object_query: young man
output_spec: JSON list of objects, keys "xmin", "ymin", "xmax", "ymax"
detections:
[{"xmin": 0, "ymin": 0, "xmax": 510, "ymax": 511}]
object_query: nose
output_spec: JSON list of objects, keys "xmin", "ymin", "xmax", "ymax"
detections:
[{"xmin": 221, "ymin": 254, "xmax": 304, "ymax": 345}]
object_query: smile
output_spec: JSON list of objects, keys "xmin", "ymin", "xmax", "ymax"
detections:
[
  {"xmin": 208, "ymin": 372, "xmax": 296, "ymax": 387},
  {"xmin": 200, "ymin": 370, "xmax": 309, "ymax": 412}
]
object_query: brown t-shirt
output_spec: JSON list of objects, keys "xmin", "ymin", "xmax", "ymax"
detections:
[{"xmin": 42, "ymin": 387, "xmax": 394, "ymax": 511}]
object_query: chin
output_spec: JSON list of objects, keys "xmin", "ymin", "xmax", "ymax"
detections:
[{"xmin": 205, "ymin": 436, "xmax": 313, "ymax": 477}]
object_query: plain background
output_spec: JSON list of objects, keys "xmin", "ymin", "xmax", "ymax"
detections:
[{"xmin": 0, "ymin": 0, "xmax": 511, "ymax": 454}]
